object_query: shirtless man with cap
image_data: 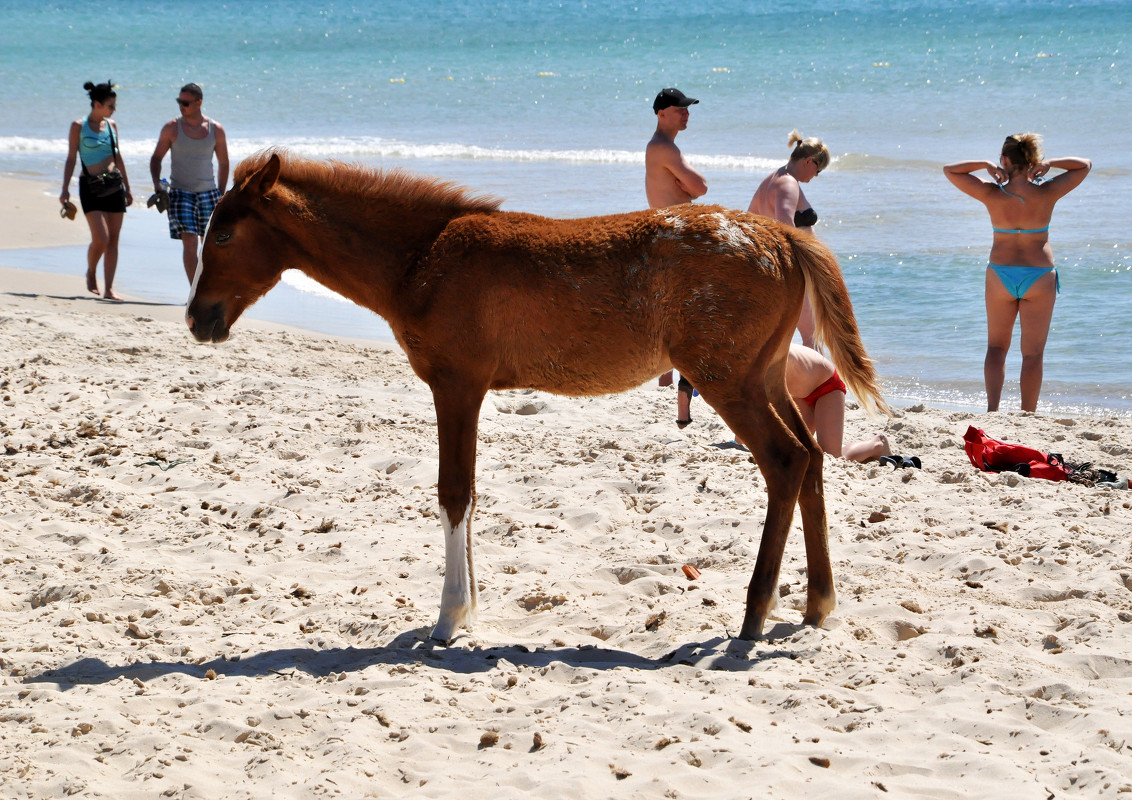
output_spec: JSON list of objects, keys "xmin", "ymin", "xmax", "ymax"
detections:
[
  {"xmin": 645, "ymin": 87, "xmax": 708, "ymax": 208},
  {"xmin": 646, "ymin": 87, "xmax": 709, "ymax": 417}
]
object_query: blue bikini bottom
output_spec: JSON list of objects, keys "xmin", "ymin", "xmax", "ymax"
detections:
[{"xmin": 988, "ymin": 263, "xmax": 1060, "ymax": 300}]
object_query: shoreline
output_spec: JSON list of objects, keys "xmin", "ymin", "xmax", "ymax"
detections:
[
  {"xmin": 1, "ymin": 174, "xmax": 399, "ymax": 349},
  {"xmin": 1, "ymin": 174, "xmax": 92, "ymax": 250},
  {"xmin": 5, "ymin": 172, "xmax": 1129, "ymax": 418}
]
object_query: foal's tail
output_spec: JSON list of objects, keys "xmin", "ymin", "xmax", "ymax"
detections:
[{"xmin": 791, "ymin": 233, "xmax": 892, "ymax": 418}]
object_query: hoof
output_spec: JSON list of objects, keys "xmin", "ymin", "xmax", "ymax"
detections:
[
  {"xmin": 430, "ymin": 621, "xmax": 458, "ymax": 644},
  {"xmin": 804, "ymin": 591, "xmax": 836, "ymax": 628},
  {"xmin": 740, "ymin": 594, "xmax": 778, "ymax": 640},
  {"xmin": 430, "ymin": 606, "xmax": 472, "ymax": 644},
  {"xmin": 738, "ymin": 618, "xmax": 766, "ymax": 641}
]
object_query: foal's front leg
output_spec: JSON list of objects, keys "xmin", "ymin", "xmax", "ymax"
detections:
[{"xmin": 429, "ymin": 382, "xmax": 486, "ymax": 643}]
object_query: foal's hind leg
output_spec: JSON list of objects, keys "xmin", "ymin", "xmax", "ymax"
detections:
[
  {"xmin": 701, "ymin": 380, "xmax": 812, "ymax": 639},
  {"xmin": 429, "ymin": 381, "xmax": 486, "ymax": 643},
  {"xmin": 773, "ymin": 393, "xmax": 835, "ymax": 627}
]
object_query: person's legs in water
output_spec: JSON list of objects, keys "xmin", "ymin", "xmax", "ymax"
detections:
[
  {"xmin": 1017, "ymin": 270, "xmax": 1057, "ymax": 412},
  {"xmin": 984, "ymin": 267, "xmax": 1021, "ymax": 412}
]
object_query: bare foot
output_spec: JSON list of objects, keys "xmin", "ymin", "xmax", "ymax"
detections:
[
  {"xmin": 844, "ymin": 433, "xmax": 891, "ymax": 463},
  {"xmin": 86, "ymin": 273, "xmax": 99, "ymax": 295},
  {"xmin": 103, "ymin": 289, "xmax": 123, "ymax": 302}
]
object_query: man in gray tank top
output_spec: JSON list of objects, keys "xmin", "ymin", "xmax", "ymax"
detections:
[{"xmin": 149, "ymin": 83, "xmax": 229, "ymax": 282}]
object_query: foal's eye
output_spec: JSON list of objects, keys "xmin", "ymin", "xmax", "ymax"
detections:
[{"xmin": 214, "ymin": 233, "xmax": 231, "ymax": 244}]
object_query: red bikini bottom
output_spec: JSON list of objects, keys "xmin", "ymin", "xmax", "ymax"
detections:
[{"xmin": 800, "ymin": 371, "xmax": 846, "ymax": 408}]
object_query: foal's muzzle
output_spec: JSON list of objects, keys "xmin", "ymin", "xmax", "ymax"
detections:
[{"xmin": 186, "ymin": 302, "xmax": 230, "ymax": 343}]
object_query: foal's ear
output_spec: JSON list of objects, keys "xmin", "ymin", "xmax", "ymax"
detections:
[{"xmin": 246, "ymin": 153, "xmax": 282, "ymax": 197}]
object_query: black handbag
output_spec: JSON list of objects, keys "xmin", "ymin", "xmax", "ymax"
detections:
[
  {"xmin": 86, "ymin": 170, "xmax": 124, "ymax": 197},
  {"xmin": 82, "ymin": 122, "xmax": 125, "ymax": 197}
]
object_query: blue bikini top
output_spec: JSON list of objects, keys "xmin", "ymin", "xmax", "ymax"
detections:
[{"xmin": 991, "ymin": 180, "xmax": 1049, "ymax": 233}]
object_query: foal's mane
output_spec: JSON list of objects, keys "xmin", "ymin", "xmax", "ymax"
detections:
[{"xmin": 236, "ymin": 149, "xmax": 503, "ymax": 216}]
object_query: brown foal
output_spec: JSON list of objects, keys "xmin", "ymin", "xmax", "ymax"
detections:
[{"xmin": 186, "ymin": 151, "xmax": 888, "ymax": 642}]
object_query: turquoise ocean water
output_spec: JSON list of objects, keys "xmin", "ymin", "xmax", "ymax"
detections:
[{"xmin": 1, "ymin": 0, "xmax": 1129, "ymax": 413}]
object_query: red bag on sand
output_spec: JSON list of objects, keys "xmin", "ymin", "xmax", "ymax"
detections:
[{"xmin": 962, "ymin": 426, "xmax": 1070, "ymax": 482}]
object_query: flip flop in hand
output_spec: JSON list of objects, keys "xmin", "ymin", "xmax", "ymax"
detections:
[{"xmin": 147, "ymin": 189, "xmax": 169, "ymax": 213}]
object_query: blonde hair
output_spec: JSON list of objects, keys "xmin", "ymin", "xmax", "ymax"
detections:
[
  {"xmin": 1001, "ymin": 132, "xmax": 1043, "ymax": 171},
  {"xmin": 788, "ymin": 130, "xmax": 830, "ymax": 171}
]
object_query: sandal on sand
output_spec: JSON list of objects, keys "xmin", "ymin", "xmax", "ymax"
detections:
[
  {"xmin": 60, "ymin": 200, "xmax": 77, "ymax": 220},
  {"xmin": 879, "ymin": 455, "xmax": 922, "ymax": 469},
  {"xmin": 676, "ymin": 417, "xmax": 693, "ymax": 429}
]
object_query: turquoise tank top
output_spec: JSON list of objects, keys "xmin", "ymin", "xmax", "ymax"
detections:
[{"xmin": 79, "ymin": 117, "xmax": 114, "ymax": 166}]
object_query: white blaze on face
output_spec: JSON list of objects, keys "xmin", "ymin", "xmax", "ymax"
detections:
[
  {"xmin": 431, "ymin": 506, "xmax": 476, "ymax": 642},
  {"xmin": 185, "ymin": 215, "xmax": 212, "ymax": 314},
  {"xmin": 185, "ymin": 255, "xmax": 204, "ymax": 314}
]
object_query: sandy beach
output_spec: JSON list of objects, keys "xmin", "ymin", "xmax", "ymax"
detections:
[{"xmin": 2, "ymin": 176, "xmax": 1131, "ymax": 798}]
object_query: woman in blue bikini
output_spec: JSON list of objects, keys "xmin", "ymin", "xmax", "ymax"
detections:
[{"xmin": 944, "ymin": 134, "xmax": 1090, "ymax": 412}]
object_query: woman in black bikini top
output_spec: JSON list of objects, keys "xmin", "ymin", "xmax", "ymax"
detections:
[
  {"xmin": 794, "ymin": 207, "xmax": 818, "ymax": 227},
  {"xmin": 747, "ymin": 129, "xmax": 830, "ymax": 347}
]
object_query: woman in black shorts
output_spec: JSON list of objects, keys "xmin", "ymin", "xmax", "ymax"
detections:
[{"xmin": 60, "ymin": 80, "xmax": 133, "ymax": 300}]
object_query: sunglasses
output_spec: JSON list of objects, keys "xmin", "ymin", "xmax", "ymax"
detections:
[{"xmin": 177, "ymin": 98, "xmax": 196, "ymax": 107}]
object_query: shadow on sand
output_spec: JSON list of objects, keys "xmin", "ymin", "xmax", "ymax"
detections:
[
  {"xmin": 3, "ymin": 289, "xmax": 179, "ymax": 309},
  {"xmin": 27, "ymin": 622, "xmax": 816, "ymax": 690}
]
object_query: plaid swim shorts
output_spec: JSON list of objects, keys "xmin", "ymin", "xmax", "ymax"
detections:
[{"xmin": 167, "ymin": 187, "xmax": 222, "ymax": 239}]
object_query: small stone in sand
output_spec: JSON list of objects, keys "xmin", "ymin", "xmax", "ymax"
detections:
[{"xmin": 610, "ymin": 764, "xmax": 631, "ymax": 780}]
